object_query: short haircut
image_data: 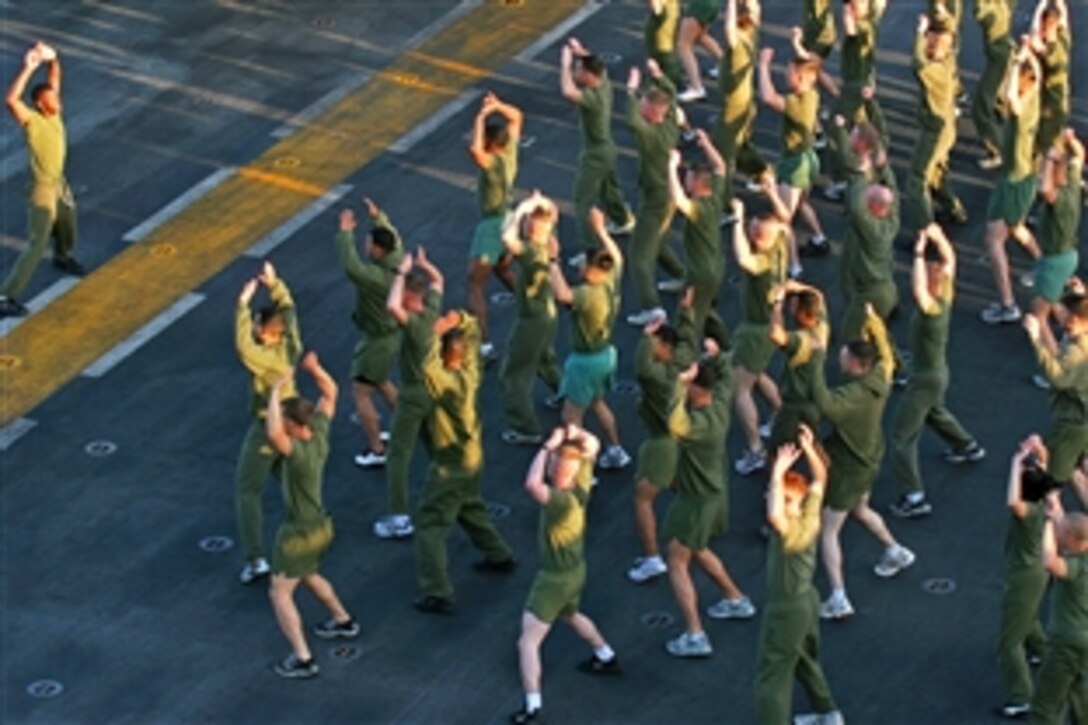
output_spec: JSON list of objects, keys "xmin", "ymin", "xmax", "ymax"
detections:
[
  {"xmin": 845, "ymin": 340, "xmax": 877, "ymax": 368},
  {"xmin": 30, "ymin": 83, "xmax": 52, "ymax": 104},
  {"xmin": 578, "ymin": 54, "xmax": 606, "ymax": 77},
  {"xmin": 652, "ymin": 324, "xmax": 680, "ymax": 348},
  {"xmin": 282, "ymin": 397, "xmax": 314, "ymax": 428},
  {"xmin": 405, "ymin": 268, "xmax": 430, "ymax": 295},
  {"xmin": 783, "ymin": 470, "xmax": 809, "ymax": 497},
  {"xmin": 441, "ymin": 326, "xmax": 465, "ymax": 356},
  {"xmin": 1021, "ymin": 466, "xmax": 1062, "ymax": 502},
  {"xmin": 688, "ymin": 161, "xmax": 714, "ymax": 182},
  {"xmin": 589, "ymin": 249, "xmax": 615, "ymax": 273},
  {"xmin": 1061, "ymin": 293, "xmax": 1088, "ymax": 320},
  {"xmin": 484, "ymin": 117, "xmax": 510, "ymax": 148},
  {"xmin": 852, "ymin": 121, "xmax": 880, "ymax": 152},
  {"xmin": 370, "ymin": 227, "xmax": 396, "ymax": 253},
  {"xmin": 1065, "ymin": 512, "xmax": 1088, "ymax": 544},
  {"xmin": 794, "ymin": 290, "xmax": 822, "ymax": 318},
  {"xmin": 789, "ymin": 58, "xmax": 819, "ymax": 80},
  {"xmin": 644, "ymin": 89, "xmax": 670, "ymax": 107},
  {"xmin": 255, "ymin": 305, "xmax": 285, "ymax": 331},
  {"xmin": 557, "ymin": 438, "xmax": 586, "ymax": 460},
  {"xmin": 692, "ymin": 359, "xmax": 719, "ymax": 390}
]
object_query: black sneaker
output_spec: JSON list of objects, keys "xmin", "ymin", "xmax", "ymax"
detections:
[
  {"xmin": 510, "ymin": 708, "xmax": 542, "ymax": 724},
  {"xmin": 944, "ymin": 441, "xmax": 986, "ymax": 464},
  {"xmin": 576, "ymin": 654, "xmax": 622, "ymax": 676},
  {"xmin": 889, "ymin": 496, "xmax": 932, "ymax": 519},
  {"xmin": 273, "ymin": 653, "xmax": 319, "ymax": 679},
  {"xmin": 52, "ymin": 257, "xmax": 86, "ymax": 276},
  {"xmin": 414, "ymin": 595, "xmax": 455, "ymax": 615},
  {"xmin": 312, "ymin": 618, "xmax": 361, "ymax": 639},
  {"xmin": 996, "ymin": 703, "xmax": 1030, "ymax": 719},
  {"xmin": 0, "ymin": 296, "xmax": 29, "ymax": 318},
  {"xmin": 799, "ymin": 240, "xmax": 831, "ymax": 258},
  {"xmin": 473, "ymin": 557, "xmax": 518, "ymax": 574}
]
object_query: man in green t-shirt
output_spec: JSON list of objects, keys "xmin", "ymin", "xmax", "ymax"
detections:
[
  {"xmin": 663, "ymin": 347, "xmax": 757, "ymax": 658},
  {"xmin": 511, "ymin": 425, "xmax": 620, "ymax": 724},
  {"xmin": 624, "ymin": 60, "xmax": 688, "ymax": 324},
  {"xmin": 768, "ymin": 281, "xmax": 829, "ymax": 453},
  {"xmin": 560, "ymin": 38, "xmax": 635, "ymax": 261},
  {"xmin": 1029, "ymin": 0, "xmax": 1070, "ymax": 152},
  {"xmin": 756, "ymin": 427, "xmax": 841, "ymax": 725},
  {"xmin": 375, "ymin": 249, "xmax": 445, "ymax": 540},
  {"xmin": 234, "ymin": 262, "xmax": 302, "ymax": 585},
  {"xmin": 1030, "ymin": 510, "xmax": 1088, "ymax": 723},
  {"xmin": 982, "ymin": 41, "xmax": 1043, "ymax": 326},
  {"xmin": 467, "ymin": 92, "xmax": 522, "ymax": 361},
  {"xmin": 645, "ymin": 0, "xmax": 684, "ymax": 88},
  {"xmin": 499, "ymin": 193, "xmax": 562, "ymax": 444},
  {"xmin": 889, "ymin": 224, "xmax": 984, "ymax": 519},
  {"xmin": 668, "ymin": 131, "xmax": 730, "ymax": 348},
  {"xmin": 335, "ymin": 199, "xmax": 403, "ymax": 469},
  {"xmin": 414, "ymin": 313, "xmax": 517, "ymax": 614},
  {"xmin": 973, "ymin": 0, "xmax": 1018, "ymax": 169},
  {"xmin": 265, "ymin": 353, "xmax": 360, "ymax": 679},
  {"xmin": 1, "ymin": 42, "xmax": 82, "ymax": 318}
]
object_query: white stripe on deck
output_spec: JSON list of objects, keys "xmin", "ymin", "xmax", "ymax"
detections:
[
  {"xmin": 0, "ymin": 277, "xmax": 79, "ymax": 337},
  {"xmin": 122, "ymin": 167, "xmax": 237, "ymax": 242},
  {"xmin": 516, "ymin": 2, "xmax": 605, "ymax": 62},
  {"xmin": 269, "ymin": 73, "xmax": 374, "ymax": 139},
  {"xmin": 401, "ymin": 0, "xmax": 483, "ymax": 50},
  {"xmin": 0, "ymin": 417, "xmax": 37, "ymax": 452},
  {"xmin": 81, "ymin": 293, "xmax": 205, "ymax": 378},
  {"xmin": 389, "ymin": 89, "xmax": 482, "ymax": 154},
  {"xmin": 244, "ymin": 184, "xmax": 354, "ymax": 258}
]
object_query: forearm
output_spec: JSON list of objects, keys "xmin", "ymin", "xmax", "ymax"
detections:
[
  {"xmin": 701, "ymin": 139, "xmax": 726, "ymax": 176},
  {"xmin": 6, "ymin": 65, "xmax": 33, "ymax": 104},
  {"xmin": 47, "ymin": 59, "xmax": 60, "ymax": 92},
  {"xmin": 309, "ymin": 362, "xmax": 338, "ymax": 403}
]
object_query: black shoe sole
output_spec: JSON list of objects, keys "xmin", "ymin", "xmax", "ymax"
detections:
[
  {"xmin": 414, "ymin": 596, "xmax": 455, "ymax": 614},
  {"xmin": 473, "ymin": 558, "xmax": 518, "ymax": 574}
]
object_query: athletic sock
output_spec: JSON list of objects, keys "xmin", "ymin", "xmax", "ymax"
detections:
[
  {"xmin": 831, "ymin": 588, "xmax": 846, "ymax": 602},
  {"xmin": 525, "ymin": 693, "xmax": 542, "ymax": 713},
  {"xmin": 594, "ymin": 644, "xmax": 615, "ymax": 662}
]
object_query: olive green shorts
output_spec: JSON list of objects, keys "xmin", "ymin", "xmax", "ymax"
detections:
[
  {"xmin": 732, "ymin": 323, "xmax": 776, "ymax": 375},
  {"xmin": 987, "ymin": 176, "xmax": 1038, "ymax": 226},
  {"xmin": 685, "ymin": 0, "xmax": 719, "ymax": 26},
  {"xmin": 1045, "ymin": 421, "xmax": 1088, "ymax": 484},
  {"xmin": 824, "ymin": 452, "xmax": 878, "ymax": 512},
  {"xmin": 663, "ymin": 492, "xmax": 725, "ymax": 550},
  {"xmin": 272, "ymin": 516, "xmax": 334, "ymax": 579},
  {"xmin": 351, "ymin": 331, "xmax": 401, "ymax": 384},
  {"xmin": 525, "ymin": 565, "xmax": 586, "ymax": 623},
  {"xmin": 636, "ymin": 436, "xmax": 679, "ymax": 488}
]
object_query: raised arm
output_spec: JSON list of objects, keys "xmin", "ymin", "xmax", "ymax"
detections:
[
  {"xmin": 414, "ymin": 246, "xmax": 445, "ymax": 297},
  {"xmin": 468, "ymin": 98, "xmax": 492, "ymax": 170},
  {"xmin": 265, "ymin": 373, "xmax": 294, "ymax": 457},
  {"xmin": 5, "ymin": 48, "xmax": 38, "ymax": 126},
  {"xmin": 45, "ymin": 46, "xmax": 61, "ymax": 97},
  {"xmin": 559, "ymin": 43, "xmax": 583, "ymax": 105},
  {"xmin": 1042, "ymin": 519, "xmax": 1068, "ymax": 579},
  {"xmin": 730, "ymin": 199, "xmax": 760, "ymax": 273},
  {"xmin": 525, "ymin": 427, "xmax": 567, "ymax": 505},
  {"xmin": 911, "ymin": 231, "xmax": 937, "ymax": 313},
  {"xmin": 790, "ymin": 26, "xmax": 813, "ymax": 61},
  {"xmin": 767, "ymin": 443, "xmax": 802, "ymax": 534},
  {"xmin": 486, "ymin": 91, "xmax": 522, "ymax": 142},
  {"xmin": 696, "ymin": 128, "xmax": 726, "ymax": 177},
  {"xmin": 334, "ymin": 208, "xmax": 369, "ymax": 283},
  {"xmin": 1039, "ymin": 145, "xmax": 1062, "ymax": 203},
  {"xmin": 587, "ymin": 207, "xmax": 623, "ymax": 268},
  {"xmin": 724, "ymin": 0, "xmax": 739, "ymax": 49},
  {"xmin": 549, "ymin": 260, "xmax": 574, "ymax": 306},
  {"xmin": 386, "ymin": 253, "xmax": 414, "ymax": 326},
  {"xmin": 301, "ymin": 351, "xmax": 338, "ymax": 420},
  {"xmin": 758, "ymin": 48, "xmax": 786, "ymax": 113},
  {"xmin": 667, "ymin": 149, "xmax": 695, "ymax": 218},
  {"xmin": 1006, "ymin": 439, "xmax": 1034, "ymax": 519},
  {"xmin": 769, "ymin": 287, "xmax": 789, "ymax": 347}
]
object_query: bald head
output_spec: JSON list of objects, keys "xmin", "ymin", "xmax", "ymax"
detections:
[{"xmin": 865, "ymin": 184, "xmax": 895, "ymax": 218}]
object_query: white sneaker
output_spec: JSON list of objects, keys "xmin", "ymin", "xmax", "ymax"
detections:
[
  {"xmin": 373, "ymin": 515, "xmax": 414, "ymax": 540},
  {"xmin": 567, "ymin": 252, "xmax": 587, "ymax": 269},
  {"xmin": 677, "ymin": 86, "xmax": 707, "ymax": 103},
  {"xmin": 606, "ymin": 216, "xmax": 636, "ymax": 236},
  {"xmin": 1032, "ymin": 373, "xmax": 1051, "ymax": 390},
  {"xmin": 239, "ymin": 557, "xmax": 270, "ymax": 585},
  {"xmin": 819, "ymin": 594, "xmax": 855, "ymax": 620},
  {"xmin": 874, "ymin": 545, "xmax": 916, "ymax": 578},
  {"xmin": 665, "ymin": 631, "xmax": 713, "ymax": 657},
  {"xmin": 626, "ymin": 307, "xmax": 666, "ymax": 326},
  {"xmin": 707, "ymin": 596, "xmax": 757, "ymax": 619},
  {"xmin": 543, "ymin": 393, "xmax": 564, "ymax": 410},
  {"xmin": 706, "ymin": 65, "xmax": 720, "ymax": 80},
  {"xmin": 353, "ymin": 450, "xmax": 386, "ymax": 468},
  {"xmin": 598, "ymin": 446, "xmax": 632, "ymax": 470},
  {"xmin": 978, "ymin": 153, "xmax": 1003, "ymax": 171},
  {"xmin": 627, "ymin": 556, "xmax": 667, "ymax": 583},
  {"xmin": 758, "ymin": 419, "xmax": 774, "ymax": 439},
  {"xmin": 657, "ymin": 278, "xmax": 685, "ymax": 293},
  {"xmin": 795, "ymin": 711, "xmax": 845, "ymax": 725},
  {"xmin": 380, "ymin": 430, "xmax": 391, "ymax": 442},
  {"xmin": 1018, "ymin": 271, "xmax": 1035, "ymax": 289},
  {"xmin": 823, "ymin": 181, "xmax": 848, "ymax": 201},
  {"xmin": 734, "ymin": 448, "xmax": 767, "ymax": 475},
  {"xmin": 980, "ymin": 302, "xmax": 1022, "ymax": 325}
]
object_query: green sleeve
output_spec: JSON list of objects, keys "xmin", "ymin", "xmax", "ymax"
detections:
[
  {"xmin": 673, "ymin": 306, "xmax": 699, "ymax": 367},
  {"xmin": 334, "ymin": 230, "xmax": 379, "ymax": 287},
  {"xmin": 636, "ymin": 335, "xmax": 662, "ymax": 381},
  {"xmin": 862, "ymin": 312, "xmax": 894, "ymax": 382},
  {"xmin": 1036, "ymin": 339, "xmax": 1088, "ymax": 390},
  {"xmin": 913, "ymin": 29, "xmax": 926, "ymax": 71},
  {"xmin": 235, "ymin": 303, "xmax": 291, "ymax": 386},
  {"xmin": 626, "ymin": 91, "xmax": 650, "ymax": 137},
  {"xmin": 810, "ymin": 363, "xmax": 865, "ymax": 423},
  {"xmin": 459, "ymin": 312, "xmax": 483, "ymax": 385},
  {"xmin": 831, "ymin": 123, "xmax": 861, "ymax": 178},
  {"xmin": 267, "ymin": 279, "xmax": 302, "ymax": 363}
]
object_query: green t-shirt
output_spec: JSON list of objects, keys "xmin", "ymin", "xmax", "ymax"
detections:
[
  {"xmin": 910, "ymin": 282, "xmax": 953, "ymax": 375},
  {"xmin": 515, "ymin": 242, "xmax": 556, "ymax": 319},
  {"xmin": 579, "ymin": 76, "xmax": 614, "ymax": 149},
  {"xmin": 1039, "ymin": 168, "xmax": 1083, "ymax": 256},
  {"xmin": 25, "ymin": 111, "xmax": 66, "ymax": 188},
  {"xmin": 1002, "ymin": 87, "xmax": 1041, "ymax": 181},
  {"xmin": 572, "ymin": 266, "xmax": 620, "ymax": 353},
  {"xmin": 741, "ymin": 232, "xmax": 788, "ymax": 324},
  {"xmin": 781, "ymin": 318, "xmax": 829, "ymax": 407},
  {"xmin": 1050, "ymin": 551, "xmax": 1088, "ymax": 646},
  {"xmin": 424, "ymin": 316, "xmax": 483, "ymax": 471},
  {"xmin": 399, "ymin": 290, "xmax": 441, "ymax": 386},
  {"xmin": 636, "ymin": 307, "xmax": 697, "ymax": 438},
  {"xmin": 803, "ymin": 0, "xmax": 837, "ymax": 53},
  {"xmin": 645, "ymin": 0, "xmax": 681, "ymax": 54},
  {"xmin": 628, "ymin": 80, "xmax": 680, "ymax": 194},
  {"xmin": 843, "ymin": 164, "xmax": 899, "ymax": 292},
  {"xmin": 668, "ymin": 355, "xmax": 733, "ymax": 497},
  {"xmin": 477, "ymin": 142, "xmax": 518, "ymax": 217},
  {"xmin": 334, "ymin": 214, "xmax": 404, "ymax": 338},
  {"xmin": 812, "ymin": 337, "xmax": 892, "ymax": 468},
  {"xmin": 1040, "ymin": 28, "xmax": 1070, "ymax": 112},
  {"xmin": 914, "ymin": 35, "xmax": 957, "ymax": 128},
  {"xmin": 1004, "ymin": 502, "xmax": 1045, "ymax": 572},
  {"xmin": 281, "ymin": 412, "xmax": 331, "ymax": 524},
  {"xmin": 782, "ymin": 89, "xmax": 818, "ymax": 154},
  {"xmin": 974, "ymin": 0, "xmax": 1015, "ymax": 45},
  {"xmin": 766, "ymin": 492, "xmax": 822, "ymax": 601},
  {"xmin": 538, "ymin": 484, "xmax": 590, "ymax": 572},
  {"xmin": 682, "ymin": 176, "xmax": 726, "ymax": 280},
  {"xmin": 720, "ymin": 24, "xmax": 758, "ymax": 113}
]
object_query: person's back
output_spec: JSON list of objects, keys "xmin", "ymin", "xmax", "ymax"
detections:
[{"xmin": 281, "ymin": 413, "xmax": 331, "ymax": 525}]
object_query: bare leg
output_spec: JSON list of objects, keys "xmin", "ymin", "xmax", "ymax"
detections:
[
  {"xmin": 667, "ymin": 539, "xmax": 703, "ymax": 633},
  {"xmin": 677, "ymin": 18, "xmax": 704, "ymax": 92},
  {"xmin": 986, "ymin": 221, "xmax": 1014, "ymax": 306},
  {"xmin": 517, "ymin": 612, "xmax": 551, "ymax": 699},
  {"xmin": 562, "ymin": 400, "xmax": 586, "ymax": 428},
  {"xmin": 353, "ymin": 381, "xmax": 386, "ymax": 454},
  {"xmin": 696, "ymin": 29, "xmax": 723, "ymax": 61},
  {"xmin": 376, "ymin": 380, "xmax": 398, "ymax": 408},
  {"xmin": 1010, "ymin": 223, "xmax": 1041, "ymax": 261},
  {"xmin": 1032, "ymin": 298, "xmax": 1060, "ymax": 354},
  {"xmin": 467, "ymin": 260, "xmax": 493, "ymax": 342},
  {"xmin": 269, "ymin": 575, "xmax": 310, "ymax": 660},
  {"xmin": 634, "ymin": 481, "xmax": 661, "ymax": 558},
  {"xmin": 301, "ymin": 572, "xmax": 352, "ymax": 622},
  {"xmin": 590, "ymin": 398, "xmax": 621, "ymax": 447},
  {"xmin": 756, "ymin": 373, "xmax": 782, "ymax": 413},
  {"xmin": 692, "ymin": 548, "xmax": 743, "ymax": 600},
  {"xmin": 798, "ymin": 197, "xmax": 825, "ymax": 239},
  {"xmin": 563, "ymin": 612, "xmax": 607, "ymax": 650},
  {"xmin": 733, "ymin": 366, "xmax": 762, "ymax": 452},
  {"xmin": 820, "ymin": 508, "xmax": 849, "ymax": 592},
  {"xmin": 852, "ymin": 496, "xmax": 897, "ymax": 548}
]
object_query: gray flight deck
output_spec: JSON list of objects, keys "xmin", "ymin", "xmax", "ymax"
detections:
[{"xmin": 1, "ymin": 1, "xmax": 1087, "ymax": 723}]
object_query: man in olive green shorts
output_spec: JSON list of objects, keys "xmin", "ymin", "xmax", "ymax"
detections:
[
  {"xmin": 812, "ymin": 309, "xmax": 916, "ymax": 620},
  {"xmin": 560, "ymin": 38, "xmax": 635, "ymax": 263},
  {"xmin": 664, "ymin": 348, "xmax": 757, "ymax": 658},
  {"xmin": 667, "ymin": 131, "xmax": 729, "ymax": 347},
  {"xmin": 1, "ymin": 42, "xmax": 83, "ymax": 318},
  {"xmin": 512, "ymin": 425, "xmax": 620, "ymax": 724},
  {"xmin": 756, "ymin": 428, "xmax": 842, "ymax": 725},
  {"xmin": 645, "ymin": 0, "xmax": 684, "ymax": 88},
  {"xmin": 628, "ymin": 294, "xmax": 698, "ymax": 584},
  {"xmin": 731, "ymin": 199, "xmax": 788, "ymax": 477},
  {"xmin": 414, "ymin": 314, "xmax": 517, "ymax": 614},
  {"xmin": 1030, "ymin": 510, "xmax": 1088, "ymax": 723},
  {"xmin": 676, "ymin": 0, "xmax": 723, "ymax": 103},
  {"xmin": 375, "ymin": 248, "xmax": 445, "ymax": 540},
  {"xmin": 499, "ymin": 192, "xmax": 562, "ymax": 444},
  {"xmin": 904, "ymin": 14, "xmax": 967, "ymax": 234},
  {"xmin": 467, "ymin": 92, "xmax": 522, "ymax": 360},
  {"xmin": 335, "ymin": 199, "xmax": 403, "ymax": 469},
  {"xmin": 624, "ymin": 60, "xmax": 687, "ymax": 325},
  {"xmin": 235, "ymin": 262, "xmax": 302, "ymax": 585},
  {"xmin": 1023, "ymin": 296, "xmax": 1088, "ymax": 509},
  {"xmin": 768, "ymin": 282, "xmax": 829, "ymax": 454},
  {"xmin": 982, "ymin": 40, "xmax": 1042, "ymax": 325},
  {"xmin": 889, "ymin": 224, "xmax": 985, "ymax": 519},
  {"xmin": 265, "ymin": 352, "xmax": 360, "ymax": 680},
  {"xmin": 973, "ymin": 0, "xmax": 1017, "ymax": 170}
]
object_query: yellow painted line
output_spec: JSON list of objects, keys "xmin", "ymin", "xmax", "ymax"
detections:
[{"xmin": 0, "ymin": 0, "xmax": 589, "ymax": 426}]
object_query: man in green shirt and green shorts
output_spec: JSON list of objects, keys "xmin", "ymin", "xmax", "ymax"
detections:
[
  {"xmin": 768, "ymin": 282, "xmax": 829, "ymax": 454},
  {"xmin": 467, "ymin": 92, "xmax": 522, "ymax": 361},
  {"xmin": 560, "ymin": 38, "xmax": 635, "ymax": 263},
  {"xmin": 663, "ymin": 347, "xmax": 757, "ymax": 658},
  {"xmin": 973, "ymin": 0, "xmax": 1018, "ymax": 170},
  {"xmin": 1, "ymin": 42, "xmax": 83, "ymax": 318},
  {"xmin": 265, "ymin": 353, "xmax": 360, "ymax": 679},
  {"xmin": 756, "ymin": 427, "xmax": 842, "ymax": 725},
  {"xmin": 335, "ymin": 199, "xmax": 403, "ymax": 469},
  {"xmin": 511, "ymin": 424, "xmax": 620, "ymax": 724},
  {"xmin": 414, "ymin": 313, "xmax": 517, "ymax": 614},
  {"xmin": 235, "ymin": 262, "xmax": 302, "ymax": 585}
]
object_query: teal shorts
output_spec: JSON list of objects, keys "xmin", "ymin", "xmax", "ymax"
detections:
[
  {"xmin": 1034, "ymin": 250, "xmax": 1079, "ymax": 303},
  {"xmin": 469, "ymin": 213, "xmax": 509, "ymax": 264},
  {"xmin": 559, "ymin": 345, "xmax": 617, "ymax": 408},
  {"xmin": 776, "ymin": 149, "xmax": 820, "ymax": 191},
  {"xmin": 987, "ymin": 176, "xmax": 1038, "ymax": 226}
]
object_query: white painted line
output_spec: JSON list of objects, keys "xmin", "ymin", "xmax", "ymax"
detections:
[
  {"xmin": 81, "ymin": 293, "xmax": 205, "ymax": 378},
  {"xmin": 0, "ymin": 277, "xmax": 79, "ymax": 337},
  {"xmin": 270, "ymin": 73, "xmax": 374, "ymax": 139},
  {"xmin": 122, "ymin": 167, "xmax": 237, "ymax": 242},
  {"xmin": 400, "ymin": 0, "xmax": 483, "ymax": 50},
  {"xmin": 0, "ymin": 417, "xmax": 36, "ymax": 452},
  {"xmin": 389, "ymin": 89, "xmax": 482, "ymax": 154},
  {"xmin": 244, "ymin": 184, "xmax": 354, "ymax": 258},
  {"xmin": 516, "ymin": 2, "xmax": 606, "ymax": 62}
]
